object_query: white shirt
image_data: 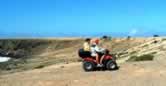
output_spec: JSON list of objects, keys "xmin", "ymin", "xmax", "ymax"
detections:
[{"xmin": 91, "ymin": 44, "xmax": 105, "ymax": 56}]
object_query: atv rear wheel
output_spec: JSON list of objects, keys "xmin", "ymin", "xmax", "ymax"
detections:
[{"xmin": 83, "ymin": 61, "xmax": 95, "ymax": 72}]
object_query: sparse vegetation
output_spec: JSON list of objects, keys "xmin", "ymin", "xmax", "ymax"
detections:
[
  {"xmin": 162, "ymin": 38, "xmax": 166, "ymax": 41},
  {"xmin": 153, "ymin": 40, "xmax": 158, "ymax": 44},
  {"xmin": 130, "ymin": 51, "xmax": 137, "ymax": 55},
  {"xmin": 118, "ymin": 52, "xmax": 128, "ymax": 56},
  {"xmin": 142, "ymin": 44, "xmax": 149, "ymax": 47},
  {"xmin": 102, "ymin": 35, "xmax": 109, "ymax": 39},
  {"xmin": 153, "ymin": 34, "xmax": 159, "ymax": 37},
  {"xmin": 127, "ymin": 36, "xmax": 131, "ymax": 40},
  {"xmin": 150, "ymin": 51, "xmax": 157, "ymax": 55},
  {"xmin": 101, "ymin": 35, "xmax": 112, "ymax": 41},
  {"xmin": 35, "ymin": 65, "xmax": 45, "ymax": 69},
  {"xmin": 127, "ymin": 54, "xmax": 154, "ymax": 62}
]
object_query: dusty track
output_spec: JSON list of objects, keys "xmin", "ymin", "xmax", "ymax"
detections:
[{"xmin": 0, "ymin": 56, "xmax": 166, "ymax": 86}]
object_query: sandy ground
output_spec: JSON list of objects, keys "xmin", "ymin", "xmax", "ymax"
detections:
[{"xmin": 0, "ymin": 57, "xmax": 166, "ymax": 86}]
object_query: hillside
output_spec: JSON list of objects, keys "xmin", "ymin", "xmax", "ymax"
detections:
[
  {"xmin": 1, "ymin": 37, "xmax": 166, "ymax": 86},
  {"xmin": 0, "ymin": 38, "xmax": 83, "ymax": 74},
  {"xmin": 0, "ymin": 37, "xmax": 164, "ymax": 74}
]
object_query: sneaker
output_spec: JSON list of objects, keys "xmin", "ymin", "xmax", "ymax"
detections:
[{"xmin": 97, "ymin": 64, "xmax": 103, "ymax": 67}]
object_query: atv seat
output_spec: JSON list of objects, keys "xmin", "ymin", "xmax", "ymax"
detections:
[
  {"xmin": 78, "ymin": 48, "xmax": 91, "ymax": 58},
  {"xmin": 78, "ymin": 48, "xmax": 106, "ymax": 59}
]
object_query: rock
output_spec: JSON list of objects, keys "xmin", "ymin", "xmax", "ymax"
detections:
[
  {"xmin": 5, "ymin": 49, "xmax": 27, "ymax": 58},
  {"xmin": 60, "ymin": 66, "xmax": 65, "ymax": 68},
  {"xmin": 14, "ymin": 49, "xmax": 26, "ymax": 58},
  {"xmin": 74, "ymin": 80, "xmax": 79, "ymax": 83},
  {"xmin": 0, "ymin": 49, "xmax": 7, "ymax": 56}
]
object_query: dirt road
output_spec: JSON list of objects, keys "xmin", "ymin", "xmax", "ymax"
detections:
[{"xmin": 0, "ymin": 56, "xmax": 166, "ymax": 86}]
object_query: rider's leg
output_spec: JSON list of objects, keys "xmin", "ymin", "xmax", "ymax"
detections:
[
  {"xmin": 100, "ymin": 55, "xmax": 105, "ymax": 64},
  {"xmin": 96, "ymin": 54, "xmax": 99, "ymax": 64}
]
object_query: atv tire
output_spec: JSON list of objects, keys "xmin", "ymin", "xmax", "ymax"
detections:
[
  {"xmin": 106, "ymin": 60, "xmax": 118, "ymax": 70},
  {"xmin": 83, "ymin": 61, "xmax": 95, "ymax": 72}
]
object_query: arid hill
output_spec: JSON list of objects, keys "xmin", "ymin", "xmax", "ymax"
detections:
[
  {"xmin": 1, "ymin": 37, "xmax": 166, "ymax": 86},
  {"xmin": 0, "ymin": 37, "xmax": 164, "ymax": 74}
]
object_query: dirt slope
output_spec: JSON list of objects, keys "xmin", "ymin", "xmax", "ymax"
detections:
[{"xmin": 0, "ymin": 54, "xmax": 166, "ymax": 86}]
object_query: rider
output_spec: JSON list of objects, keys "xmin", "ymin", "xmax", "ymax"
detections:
[
  {"xmin": 82, "ymin": 38, "xmax": 91, "ymax": 57},
  {"xmin": 91, "ymin": 38, "xmax": 106, "ymax": 66},
  {"xmin": 83, "ymin": 38, "xmax": 91, "ymax": 51}
]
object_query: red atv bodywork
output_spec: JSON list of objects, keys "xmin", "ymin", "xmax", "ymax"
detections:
[{"xmin": 83, "ymin": 55, "xmax": 113, "ymax": 64}]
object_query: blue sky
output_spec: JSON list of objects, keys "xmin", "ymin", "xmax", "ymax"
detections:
[{"xmin": 0, "ymin": 0, "xmax": 166, "ymax": 37}]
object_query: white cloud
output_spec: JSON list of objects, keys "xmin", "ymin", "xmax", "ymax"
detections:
[{"xmin": 129, "ymin": 29, "xmax": 138, "ymax": 36}]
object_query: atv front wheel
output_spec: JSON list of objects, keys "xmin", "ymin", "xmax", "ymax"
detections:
[{"xmin": 106, "ymin": 60, "xmax": 118, "ymax": 70}]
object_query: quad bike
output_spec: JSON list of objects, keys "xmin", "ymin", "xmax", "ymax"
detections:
[{"xmin": 78, "ymin": 49, "xmax": 118, "ymax": 71}]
